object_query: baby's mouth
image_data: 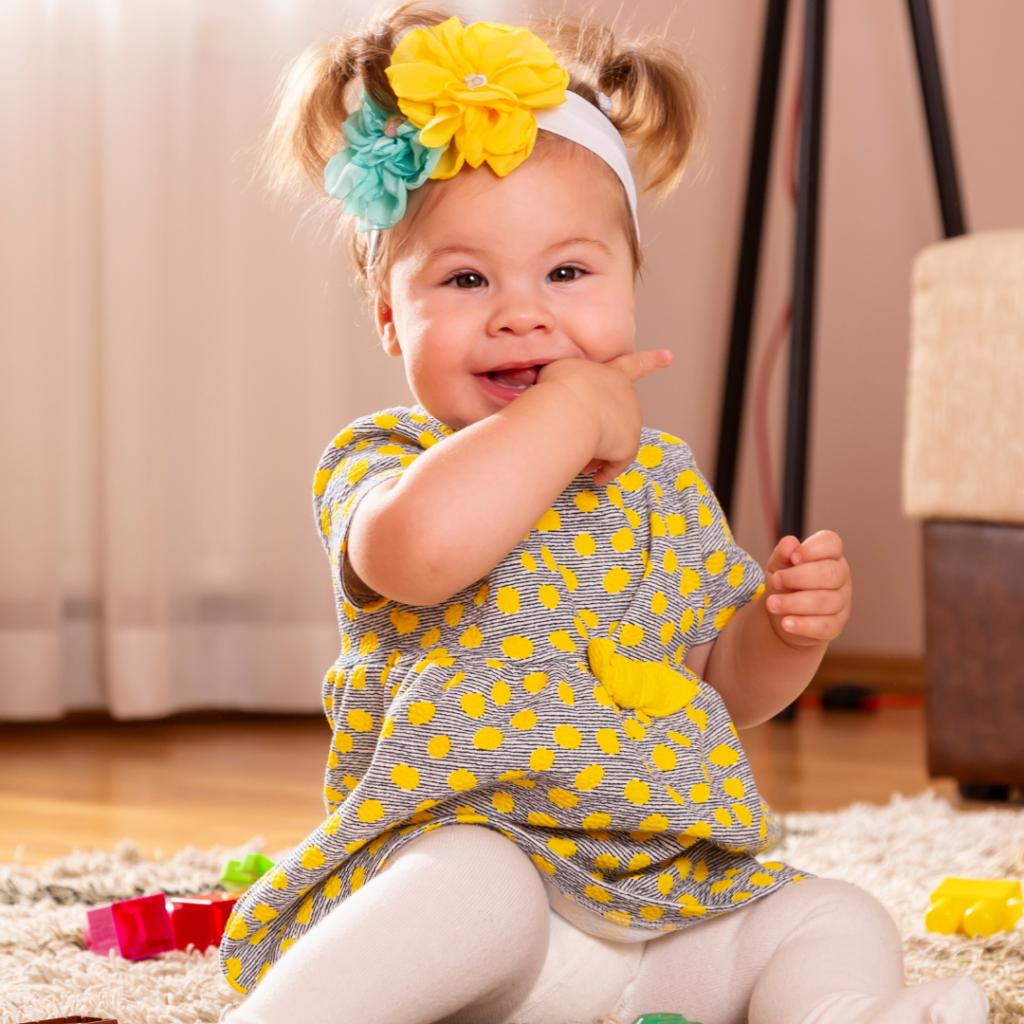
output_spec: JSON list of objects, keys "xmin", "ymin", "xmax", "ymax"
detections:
[{"xmin": 485, "ymin": 366, "xmax": 540, "ymax": 390}]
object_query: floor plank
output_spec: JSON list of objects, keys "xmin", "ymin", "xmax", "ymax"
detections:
[{"xmin": 0, "ymin": 709, "xmax": 956, "ymax": 864}]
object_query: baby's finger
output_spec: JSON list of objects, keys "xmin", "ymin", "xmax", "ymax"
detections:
[
  {"xmin": 776, "ymin": 614, "xmax": 844, "ymax": 641},
  {"xmin": 789, "ymin": 529, "xmax": 843, "ymax": 565},
  {"xmin": 607, "ymin": 348, "xmax": 673, "ymax": 383},
  {"xmin": 773, "ymin": 558, "xmax": 849, "ymax": 593},
  {"xmin": 767, "ymin": 589, "xmax": 846, "ymax": 618}
]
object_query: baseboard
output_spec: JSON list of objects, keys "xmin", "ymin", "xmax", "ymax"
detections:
[{"xmin": 809, "ymin": 652, "xmax": 924, "ymax": 694}]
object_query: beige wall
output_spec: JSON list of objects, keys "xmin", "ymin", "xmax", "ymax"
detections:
[{"xmin": 569, "ymin": 0, "xmax": 1024, "ymax": 658}]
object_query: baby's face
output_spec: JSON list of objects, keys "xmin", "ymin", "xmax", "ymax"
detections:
[{"xmin": 377, "ymin": 142, "xmax": 637, "ymax": 430}]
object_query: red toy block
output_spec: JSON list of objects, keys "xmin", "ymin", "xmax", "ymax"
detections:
[
  {"xmin": 83, "ymin": 894, "xmax": 175, "ymax": 960},
  {"xmin": 169, "ymin": 893, "xmax": 238, "ymax": 951}
]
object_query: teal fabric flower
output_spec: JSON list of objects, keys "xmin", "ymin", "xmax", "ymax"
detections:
[{"xmin": 324, "ymin": 92, "xmax": 443, "ymax": 232}]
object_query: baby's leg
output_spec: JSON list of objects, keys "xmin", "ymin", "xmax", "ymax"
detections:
[
  {"xmin": 623, "ymin": 878, "xmax": 988, "ymax": 1024},
  {"xmin": 226, "ymin": 825, "xmax": 550, "ymax": 1024}
]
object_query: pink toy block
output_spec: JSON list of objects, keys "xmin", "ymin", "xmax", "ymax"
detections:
[
  {"xmin": 83, "ymin": 894, "xmax": 175, "ymax": 960},
  {"xmin": 169, "ymin": 893, "xmax": 238, "ymax": 951}
]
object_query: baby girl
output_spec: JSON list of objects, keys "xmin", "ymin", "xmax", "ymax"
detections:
[{"xmin": 221, "ymin": 5, "xmax": 988, "ymax": 1023}]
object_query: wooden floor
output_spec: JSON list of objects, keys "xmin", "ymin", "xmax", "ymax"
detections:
[{"xmin": 0, "ymin": 707, "xmax": 957, "ymax": 865}]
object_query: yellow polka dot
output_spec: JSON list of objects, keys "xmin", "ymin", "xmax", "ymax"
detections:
[
  {"xmin": 679, "ymin": 609, "xmax": 696, "ymax": 635},
  {"xmin": 624, "ymin": 779, "xmax": 651, "ymax": 805},
  {"xmin": 540, "ymin": 546, "xmax": 557, "ymax": 572},
  {"xmin": 579, "ymin": 608, "xmax": 599, "ymax": 629},
  {"xmin": 548, "ymin": 629, "xmax": 576, "ymax": 652},
  {"xmin": 618, "ymin": 623, "xmax": 644, "ymax": 646},
  {"xmin": 491, "ymin": 680, "xmax": 511, "ymax": 706},
  {"xmin": 583, "ymin": 812, "xmax": 612, "ymax": 830},
  {"xmin": 538, "ymin": 585, "xmax": 560, "ymax": 609},
  {"xmin": 474, "ymin": 582, "xmax": 489, "ymax": 605},
  {"xmin": 548, "ymin": 787, "xmax": 579, "ymax": 808},
  {"xmin": 675, "ymin": 470, "xmax": 698, "ymax": 491},
  {"xmin": 574, "ymin": 533, "xmax": 597, "ymax": 557},
  {"xmin": 639, "ymin": 813, "xmax": 670, "ymax": 832},
  {"xmin": 650, "ymin": 592, "xmax": 669, "ymax": 617},
  {"xmin": 391, "ymin": 764, "xmax": 420, "ymax": 790},
  {"xmin": 660, "ymin": 621, "xmax": 676, "ymax": 645},
  {"xmin": 445, "ymin": 603, "xmax": 465, "ymax": 627},
  {"xmin": 594, "ymin": 854, "xmax": 619, "ymax": 871},
  {"xmin": 585, "ymin": 884, "xmax": 613, "ymax": 903},
  {"xmin": 574, "ymin": 764, "xmax": 604, "ymax": 790},
  {"xmin": 459, "ymin": 625, "xmax": 483, "ymax": 648},
  {"xmin": 492, "ymin": 791, "xmax": 515, "ymax": 813},
  {"xmin": 523, "ymin": 672, "xmax": 549, "ymax": 694},
  {"xmin": 531, "ymin": 853, "xmax": 557, "ymax": 874},
  {"xmin": 427, "ymin": 735, "xmax": 451, "ymax": 758},
  {"xmin": 528, "ymin": 811, "xmax": 559, "ymax": 827},
  {"xmin": 697, "ymin": 503, "xmax": 714, "ymax": 527},
  {"xmin": 553, "ymin": 724, "xmax": 582, "ymax": 750},
  {"xmin": 502, "ymin": 635, "xmax": 534, "ymax": 659},
  {"xmin": 638, "ymin": 445, "xmax": 663, "ymax": 468},
  {"xmin": 536, "ymin": 508, "xmax": 561, "ymax": 531},
  {"xmin": 714, "ymin": 808, "xmax": 733, "ymax": 827},
  {"xmin": 459, "ymin": 692, "xmax": 486, "ymax": 719},
  {"xmin": 558, "ymin": 565, "xmax": 579, "ymax": 591},
  {"xmin": 350, "ymin": 866, "xmax": 365, "ymax": 892},
  {"xmin": 548, "ymin": 836, "xmax": 577, "ymax": 857},
  {"xmin": 640, "ymin": 905, "xmax": 665, "ymax": 921},
  {"xmin": 605, "ymin": 485, "xmax": 623, "ymax": 509},
  {"xmin": 473, "ymin": 726, "xmax": 504, "ymax": 750},
  {"xmin": 592, "ymin": 684, "xmax": 614, "ymax": 707},
  {"xmin": 407, "ymin": 702, "xmax": 435, "ymax": 726},
  {"xmin": 705, "ymin": 550, "xmax": 726, "ymax": 575},
  {"xmin": 418, "ymin": 431, "xmax": 438, "ymax": 448},
  {"xmin": 419, "ymin": 627, "xmax": 441, "ymax": 649},
  {"xmin": 575, "ymin": 490, "xmax": 599, "ymax": 512},
  {"xmin": 596, "ymin": 728, "xmax": 620, "ymax": 755},
  {"xmin": 733, "ymin": 803, "xmax": 753, "ymax": 826},
  {"xmin": 530, "ymin": 747, "xmax": 555, "ymax": 771},
  {"xmin": 300, "ymin": 846, "xmax": 325, "ymax": 870},
  {"xmin": 628, "ymin": 852, "xmax": 652, "ymax": 871},
  {"xmin": 520, "ymin": 551, "xmax": 537, "ymax": 572},
  {"xmin": 679, "ymin": 568, "xmax": 701, "ymax": 596},
  {"xmin": 690, "ymin": 783, "xmax": 711, "ymax": 803},
  {"xmin": 358, "ymin": 799, "xmax": 385, "ymax": 823},
  {"xmin": 723, "ymin": 777, "xmax": 745, "ymax": 798},
  {"xmin": 709, "ymin": 743, "xmax": 739, "ymax": 767},
  {"xmin": 347, "ymin": 709, "xmax": 374, "ymax": 733},
  {"xmin": 448, "ymin": 768, "xmax": 477, "ymax": 792},
  {"xmin": 331, "ymin": 426, "xmax": 354, "ymax": 448},
  {"xmin": 496, "ymin": 587, "xmax": 520, "ymax": 614},
  {"xmin": 619, "ymin": 471, "xmax": 645, "ymax": 491},
  {"xmin": 323, "ymin": 875, "xmax": 342, "ymax": 900},
  {"xmin": 657, "ymin": 873, "xmax": 675, "ymax": 895},
  {"xmin": 334, "ymin": 732, "xmax": 353, "ymax": 753},
  {"xmin": 714, "ymin": 606, "xmax": 737, "ymax": 630},
  {"xmin": 728, "ymin": 563, "xmax": 745, "ymax": 587},
  {"xmin": 511, "ymin": 709, "xmax": 537, "ymax": 730},
  {"xmin": 623, "ymin": 718, "xmax": 647, "ymax": 741},
  {"xmin": 389, "ymin": 609, "xmax": 419, "ymax": 634},
  {"xmin": 666, "ymin": 514, "xmax": 687, "ymax": 536},
  {"xmin": 610, "ymin": 527, "xmax": 634, "ymax": 553},
  {"xmin": 651, "ymin": 744, "xmax": 677, "ymax": 771},
  {"xmin": 270, "ymin": 868, "xmax": 289, "ymax": 889},
  {"xmin": 603, "ymin": 567, "xmax": 631, "ymax": 594}
]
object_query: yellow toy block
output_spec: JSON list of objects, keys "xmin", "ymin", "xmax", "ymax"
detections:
[{"xmin": 925, "ymin": 878, "xmax": 1022, "ymax": 938}]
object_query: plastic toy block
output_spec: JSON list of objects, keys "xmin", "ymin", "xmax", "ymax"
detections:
[
  {"xmin": 925, "ymin": 878, "xmax": 1023, "ymax": 938},
  {"xmin": 631, "ymin": 1016, "xmax": 700, "ymax": 1024},
  {"xmin": 169, "ymin": 892, "xmax": 238, "ymax": 951},
  {"xmin": 219, "ymin": 852, "xmax": 275, "ymax": 889},
  {"xmin": 83, "ymin": 894, "xmax": 175, "ymax": 960},
  {"xmin": 17, "ymin": 1018, "xmax": 117, "ymax": 1023}
]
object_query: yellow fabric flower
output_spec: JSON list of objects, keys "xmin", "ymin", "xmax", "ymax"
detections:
[{"xmin": 386, "ymin": 17, "xmax": 569, "ymax": 179}]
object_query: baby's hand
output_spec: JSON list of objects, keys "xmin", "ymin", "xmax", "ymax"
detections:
[
  {"xmin": 764, "ymin": 531, "xmax": 852, "ymax": 647},
  {"xmin": 538, "ymin": 349, "xmax": 672, "ymax": 486}
]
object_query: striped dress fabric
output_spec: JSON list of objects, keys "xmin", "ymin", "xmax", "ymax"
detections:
[{"xmin": 219, "ymin": 405, "xmax": 805, "ymax": 994}]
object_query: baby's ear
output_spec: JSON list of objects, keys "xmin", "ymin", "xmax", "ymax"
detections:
[{"xmin": 374, "ymin": 293, "xmax": 402, "ymax": 357}]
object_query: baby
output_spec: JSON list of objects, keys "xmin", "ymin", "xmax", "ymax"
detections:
[{"xmin": 221, "ymin": 6, "xmax": 989, "ymax": 1023}]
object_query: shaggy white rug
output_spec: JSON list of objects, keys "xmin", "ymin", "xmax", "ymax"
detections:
[{"xmin": 1, "ymin": 792, "xmax": 1022, "ymax": 1024}]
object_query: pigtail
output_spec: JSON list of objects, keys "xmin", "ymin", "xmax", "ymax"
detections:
[
  {"xmin": 263, "ymin": 1, "xmax": 454, "ymax": 195},
  {"xmin": 535, "ymin": 17, "xmax": 702, "ymax": 199}
]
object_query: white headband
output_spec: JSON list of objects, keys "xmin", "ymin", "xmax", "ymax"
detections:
[
  {"xmin": 365, "ymin": 91, "xmax": 639, "ymax": 268},
  {"xmin": 535, "ymin": 91, "xmax": 640, "ymax": 241}
]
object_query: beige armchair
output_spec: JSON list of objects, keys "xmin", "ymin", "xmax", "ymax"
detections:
[{"xmin": 903, "ymin": 230, "xmax": 1024, "ymax": 799}]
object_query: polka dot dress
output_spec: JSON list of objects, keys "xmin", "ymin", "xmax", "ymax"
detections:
[{"xmin": 219, "ymin": 406, "xmax": 805, "ymax": 994}]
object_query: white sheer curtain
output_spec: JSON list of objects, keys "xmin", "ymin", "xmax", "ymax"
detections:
[{"xmin": 0, "ymin": 0, "xmax": 427, "ymax": 718}]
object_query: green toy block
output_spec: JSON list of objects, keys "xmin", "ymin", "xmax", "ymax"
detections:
[
  {"xmin": 631, "ymin": 1016, "xmax": 700, "ymax": 1024},
  {"xmin": 220, "ymin": 852, "xmax": 275, "ymax": 889}
]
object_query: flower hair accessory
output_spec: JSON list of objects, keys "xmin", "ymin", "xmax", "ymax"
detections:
[
  {"xmin": 323, "ymin": 92, "xmax": 443, "ymax": 231},
  {"xmin": 385, "ymin": 17, "xmax": 569, "ymax": 179}
]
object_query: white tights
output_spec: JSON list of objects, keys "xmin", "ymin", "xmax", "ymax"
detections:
[{"xmin": 226, "ymin": 825, "xmax": 989, "ymax": 1024}]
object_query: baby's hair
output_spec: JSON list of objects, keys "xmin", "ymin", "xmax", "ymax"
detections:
[{"xmin": 263, "ymin": 1, "xmax": 701, "ymax": 298}]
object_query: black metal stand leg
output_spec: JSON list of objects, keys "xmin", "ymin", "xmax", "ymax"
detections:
[
  {"xmin": 905, "ymin": 0, "xmax": 966, "ymax": 238},
  {"xmin": 781, "ymin": 0, "xmax": 828, "ymax": 542},
  {"xmin": 714, "ymin": 0, "xmax": 791, "ymax": 518}
]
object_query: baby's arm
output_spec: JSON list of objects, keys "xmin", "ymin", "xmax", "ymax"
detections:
[
  {"xmin": 685, "ymin": 531, "xmax": 852, "ymax": 728},
  {"xmin": 348, "ymin": 350, "xmax": 672, "ymax": 606}
]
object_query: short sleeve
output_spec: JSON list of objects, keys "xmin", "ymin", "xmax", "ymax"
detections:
[
  {"xmin": 312, "ymin": 407, "xmax": 451, "ymax": 601},
  {"xmin": 652, "ymin": 432, "xmax": 766, "ymax": 648}
]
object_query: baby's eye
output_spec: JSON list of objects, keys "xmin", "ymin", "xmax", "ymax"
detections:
[
  {"xmin": 548, "ymin": 266, "xmax": 584, "ymax": 283},
  {"xmin": 450, "ymin": 272, "xmax": 486, "ymax": 289}
]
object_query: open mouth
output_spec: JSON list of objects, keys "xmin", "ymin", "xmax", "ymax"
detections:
[{"xmin": 475, "ymin": 362, "xmax": 547, "ymax": 402}]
